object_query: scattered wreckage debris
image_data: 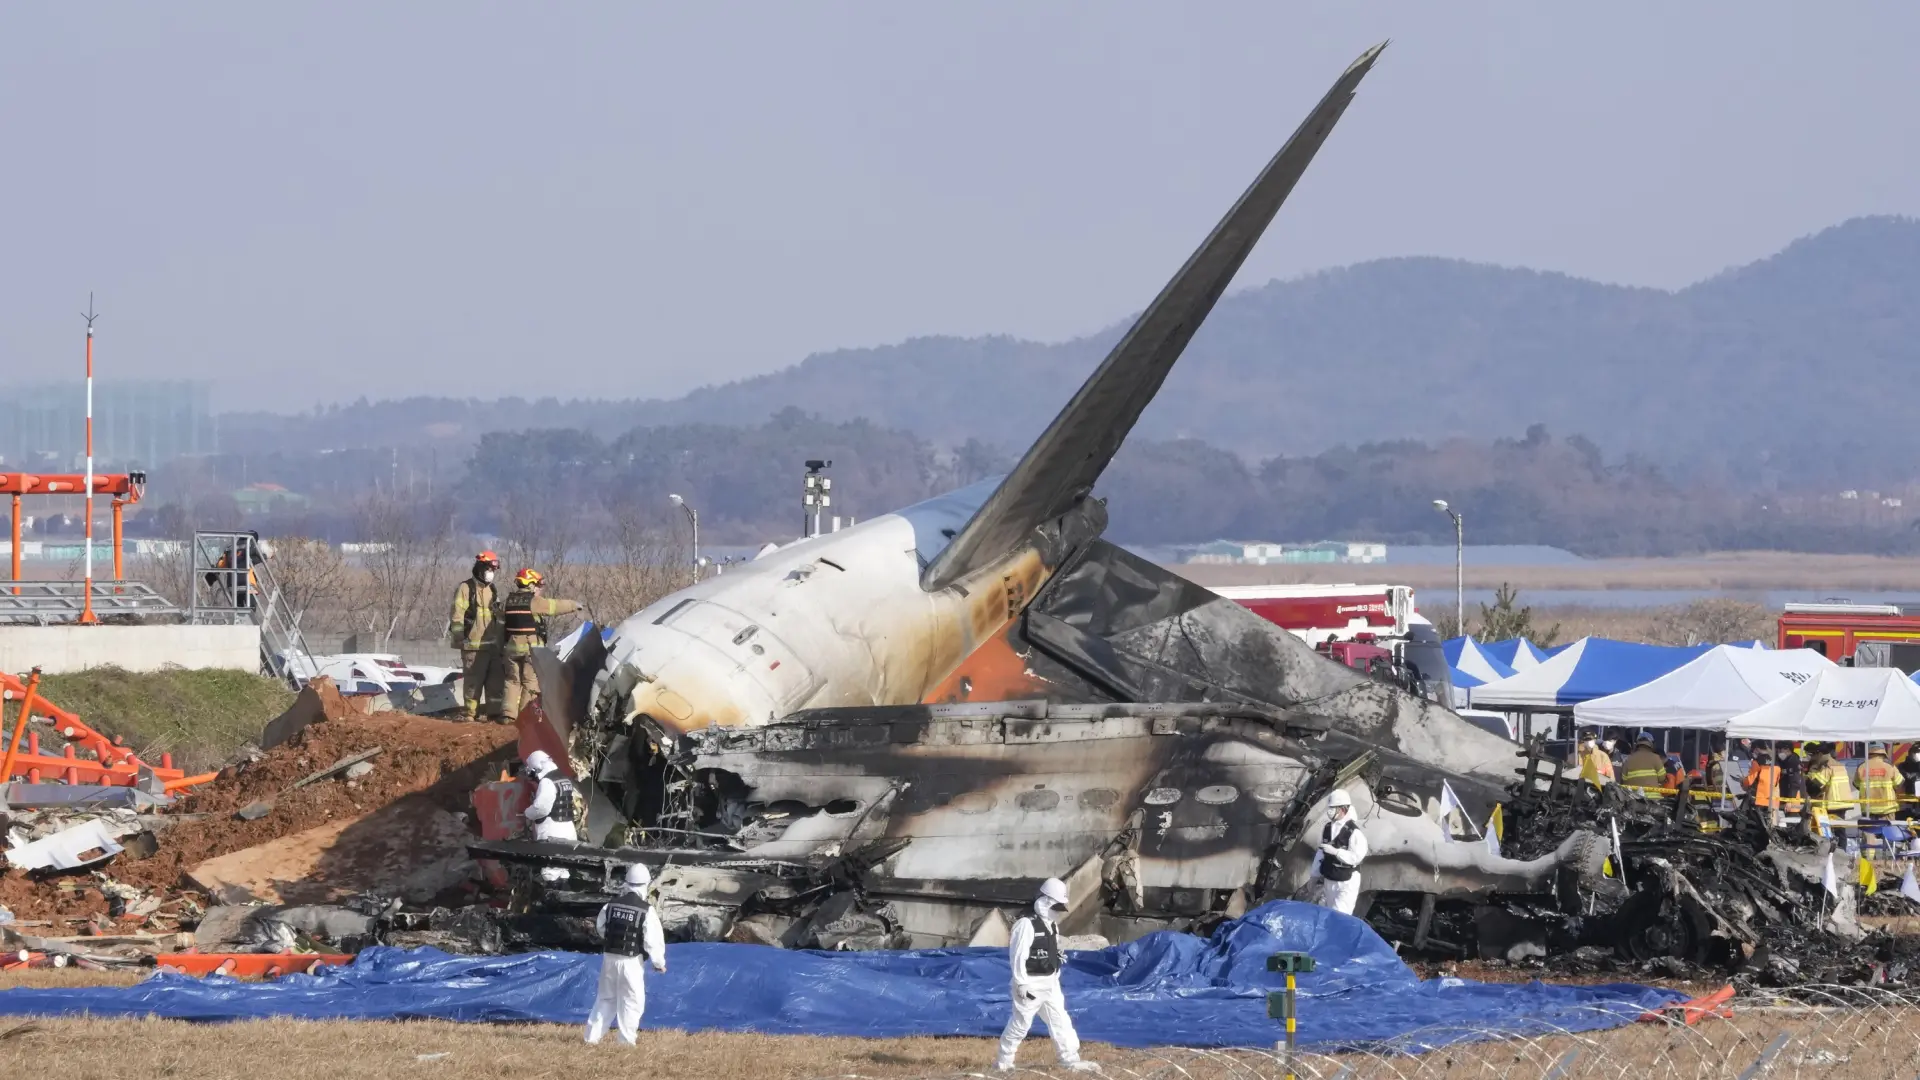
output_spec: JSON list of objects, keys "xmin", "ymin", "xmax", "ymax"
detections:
[
  {"xmin": 1361, "ymin": 739, "xmax": 1920, "ymax": 992},
  {"xmin": 0, "ymin": 675, "xmax": 513, "ymax": 968}
]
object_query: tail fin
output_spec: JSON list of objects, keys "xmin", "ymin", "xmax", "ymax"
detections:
[{"xmin": 923, "ymin": 43, "xmax": 1386, "ymax": 591}]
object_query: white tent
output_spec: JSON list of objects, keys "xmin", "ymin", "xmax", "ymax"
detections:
[
  {"xmin": 1724, "ymin": 667, "xmax": 1920, "ymax": 741},
  {"xmin": 1573, "ymin": 644, "xmax": 1835, "ymax": 730}
]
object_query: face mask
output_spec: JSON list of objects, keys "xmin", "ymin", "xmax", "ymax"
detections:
[{"xmin": 483, "ymin": 570, "xmax": 495, "ymax": 583}]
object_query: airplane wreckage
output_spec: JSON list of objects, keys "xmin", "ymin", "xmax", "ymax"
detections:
[{"xmin": 464, "ymin": 44, "xmax": 1886, "ymax": 977}]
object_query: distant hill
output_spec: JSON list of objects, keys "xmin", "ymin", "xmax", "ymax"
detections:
[
  {"xmin": 621, "ymin": 216, "xmax": 1920, "ymax": 490},
  {"xmin": 221, "ymin": 216, "xmax": 1920, "ymax": 491}
]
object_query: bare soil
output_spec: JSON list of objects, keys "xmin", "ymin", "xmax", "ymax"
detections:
[{"xmin": 0, "ymin": 681, "xmax": 516, "ymax": 923}]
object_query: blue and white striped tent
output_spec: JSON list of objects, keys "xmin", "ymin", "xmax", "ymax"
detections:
[
  {"xmin": 1444, "ymin": 637, "xmax": 1517, "ymax": 689},
  {"xmin": 1484, "ymin": 638, "xmax": 1551, "ymax": 671},
  {"xmin": 1470, "ymin": 637, "xmax": 1717, "ymax": 709}
]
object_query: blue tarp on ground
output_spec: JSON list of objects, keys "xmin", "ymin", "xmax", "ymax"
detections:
[{"xmin": 0, "ymin": 902, "xmax": 1679, "ymax": 1049}]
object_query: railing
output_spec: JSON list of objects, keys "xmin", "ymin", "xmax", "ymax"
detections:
[
  {"xmin": 187, "ymin": 530, "xmax": 315, "ymax": 685},
  {"xmin": 0, "ymin": 579, "xmax": 179, "ymax": 625}
]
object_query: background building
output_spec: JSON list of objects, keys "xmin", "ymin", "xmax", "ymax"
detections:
[
  {"xmin": 1187, "ymin": 540, "xmax": 1387, "ymax": 565},
  {"xmin": 0, "ymin": 380, "xmax": 217, "ymax": 470}
]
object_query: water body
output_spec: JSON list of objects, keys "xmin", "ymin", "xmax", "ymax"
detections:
[
  {"xmin": 1453, "ymin": 588, "xmax": 1920, "ymax": 610},
  {"xmin": 1386, "ymin": 545, "xmax": 1587, "ymax": 567}
]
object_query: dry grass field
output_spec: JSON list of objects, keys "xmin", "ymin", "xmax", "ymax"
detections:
[
  {"xmin": 1179, "ymin": 551, "xmax": 1920, "ymax": 594},
  {"xmin": 4, "ymin": 969, "xmax": 1920, "ymax": 1080}
]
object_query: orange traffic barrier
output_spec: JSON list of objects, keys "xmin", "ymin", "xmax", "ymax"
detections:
[
  {"xmin": 1640, "ymin": 984, "xmax": 1735, "ymax": 1025},
  {"xmin": 154, "ymin": 953, "xmax": 353, "ymax": 978}
]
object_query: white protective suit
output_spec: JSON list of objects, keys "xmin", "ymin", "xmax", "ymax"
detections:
[
  {"xmin": 1309, "ymin": 810, "xmax": 1368, "ymax": 915},
  {"xmin": 525, "ymin": 765, "xmax": 578, "ymax": 883},
  {"xmin": 995, "ymin": 900, "xmax": 1087, "ymax": 1071},
  {"xmin": 584, "ymin": 883, "xmax": 667, "ymax": 1045}
]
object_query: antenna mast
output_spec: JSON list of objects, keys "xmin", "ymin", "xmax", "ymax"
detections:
[{"xmin": 79, "ymin": 295, "xmax": 100, "ymax": 625}]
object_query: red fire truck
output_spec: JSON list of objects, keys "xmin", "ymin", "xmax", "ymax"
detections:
[
  {"xmin": 1776, "ymin": 602, "xmax": 1920, "ymax": 666},
  {"xmin": 1209, "ymin": 584, "xmax": 1449, "ymax": 702},
  {"xmin": 1208, "ymin": 584, "xmax": 1414, "ymax": 647}
]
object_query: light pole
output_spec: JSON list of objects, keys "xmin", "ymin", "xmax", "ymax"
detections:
[
  {"xmin": 1432, "ymin": 499, "xmax": 1463, "ymax": 636},
  {"xmin": 669, "ymin": 494, "xmax": 699, "ymax": 585},
  {"xmin": 802, "ymin": 459, "xmax": 832, "ymax": 537}
]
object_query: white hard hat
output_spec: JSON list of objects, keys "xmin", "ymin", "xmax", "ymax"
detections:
[
  {"xmin": 624, "ymin": 863, "xmax": 650, "ymax": 887},
  {"xmin": 524, "ymin": 750, "xmax": 555, "ymax": 776},
  {"xmin": 1038, "ymin": 877, "xmax": 1070, "ymax": 908},
  {"xmin": 1327, "ymin": 789, "xmax": 1353, "ymax": 810}
]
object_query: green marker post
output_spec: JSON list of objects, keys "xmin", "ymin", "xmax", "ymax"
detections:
[{"xmin": 1267, "ymin": 951, "xmax": 1316, "ymax": 1080}]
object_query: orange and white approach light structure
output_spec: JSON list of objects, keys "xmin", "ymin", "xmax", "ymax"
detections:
[
  {"xmin": 2, "ymin": 472, "xmax": 144, "ymax": 594},
  {"xmin": 80, "ymin": 296, "xmax": 99, "ymax": 625}
]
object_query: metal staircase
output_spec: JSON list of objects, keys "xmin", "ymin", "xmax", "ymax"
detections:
[{"xmin": 187, "ymin": 530, "xmax": 316, "ymax": 685}]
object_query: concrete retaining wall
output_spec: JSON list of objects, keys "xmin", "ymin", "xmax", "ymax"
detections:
[{"xmin": 0, "ymin": 624, "xmax": 262, "ymax": 675}]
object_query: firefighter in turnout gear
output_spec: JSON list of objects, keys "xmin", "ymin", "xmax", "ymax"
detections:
[
  {"xmin": 1807, "ymin": 743, "xmax": 1857, "ymax": 819},
  {"xmin": 994, "ymin": 877, "xmax": 1098, "ymax": 1073},
  {"xmin": 499, "ymin": 568, "xmax": 581, "ymax": 722},
  {"xmin": 449, "ymin": 551, "xmax": 503, "ymax": 721},
  {"xmin": 1311, "ymin": 788, "xmax": 1368, "ymax": 914},
  {"xmin": 1857, "ymin": 742, "xmax": 1900, "ymax": 817},
  {"xmin": 522, "ymin": 750, "xmax": 579, "ymax": 884},
  {"xmin": 1621, "ymin": 732, "xmax": 1667, "ymax": 790},
  {"xmin": 584, "ymin": 862, "xmax": 667, "ymax": 1046}
]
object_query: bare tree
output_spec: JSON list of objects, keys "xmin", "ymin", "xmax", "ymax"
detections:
[
  {"xmin": 576, "ymin": 497, "xmax": 684, "ymax": 627},
  {"xmin": 497, "ymin": 486, "xmax": 580, "ymax": 585},
  {"xmin": 126, "ymin": 541, "xmax": 193, "ymax": 607},
  {"xmin": 264, "ymin": 536, "xmax": 351, "ymax": 634},
  {"xmin": 354, "ymin": 491, "xmax": 458, "ymax": 649},
  {"xmin": 1643, "ymin": 598, "xmax": 1772, "ymax": 647}
]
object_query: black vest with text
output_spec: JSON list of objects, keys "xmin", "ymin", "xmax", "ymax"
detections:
[
  {"xmin": 1320, "ymin": 820, "xmax": 1358, "ymax": 882},
  {"xmin": 1020, "ymin": 915, "xmax": 1062, "ymax": 977},
  {"xmin": 502, "ymin": 588, "xmax": 542, "ymax": 640},
  {"xmin": 545, "ymin": 776, "xmax": 577, "ymax": 823},
  {"xmin": 602, "ymin": 890, "xmax": 651, "ymax": 957}
]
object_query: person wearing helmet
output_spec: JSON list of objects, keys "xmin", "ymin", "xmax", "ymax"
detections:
[
  {"xmin": 1806, "ymin": 742, "xmax": 1857, "ymax": 820},
  {"xmin": 498, "ymin": 568, "xmax": 582, "ymax": 723},
  {"xmin": 1620, "ymin": 732, "xmax": 1666, "ymax": 791},
  {"xmin": 994, "ymin": 877, "xmax": 1098, "ymax": 1073},
  {"xmin": 206, "ymin": 530, "xmax": 269, "ymax": 611},
  {"xmin": 449, "ymin": 551, "xmax": 504, "ymax": 721},
  {"xmin": 1575, "ymin": 731, "xmax": 1613, "ymax": 789},
  {"xmin": 1856, "ymin": 743, "xmax": 1900, "ymax": 818},
  {"xmin": 1662, "ymin": 754, "xmax": 1687, "ymax": 791},
  {"xmin": 584, "ymin": 862, "xmax": 667, "ymax": 1046},
  {"xmin": 1310, "ymin": 789, "xmax": 1368, "ymax": 915},
  {"xmin": 522, "ymin": 750, "xmax": 579, "ymax": 883}
]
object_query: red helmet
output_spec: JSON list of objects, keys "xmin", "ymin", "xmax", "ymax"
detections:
[
  {"xmin": 475, "ymin": 550, "xmax": 500, "ymax": 566},
  {"xmin": 515, "ymin": 568, "xmax": 543, "ymax": 588}
]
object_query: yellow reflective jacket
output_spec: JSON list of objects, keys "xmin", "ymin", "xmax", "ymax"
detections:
[{"xmin": 1857, "ymin": 757, "xmax": 1899, "ymax": 816}]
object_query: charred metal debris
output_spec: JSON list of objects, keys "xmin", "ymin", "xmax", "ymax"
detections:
[
  {"xmin": 452, "ymin": 729, "xmax": 1917, "ymax": 988},
  {"xmin": 1371, "ymin": 741, "xmax": 1918, "ymax": 989}
]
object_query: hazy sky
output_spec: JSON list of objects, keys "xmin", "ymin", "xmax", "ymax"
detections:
[{"xmin": 2, "ymin": 3, "xmax": 1915, "ymax": 409}]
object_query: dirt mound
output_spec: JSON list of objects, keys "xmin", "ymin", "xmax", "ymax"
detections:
[
  {"xmin": 2, "ymin": 681, "xmax": 517, "ymax": 921},
  {"xmin": 0, "ymin": 871, "xmax": 112, "ymax": 922},
  {"xmin": 112, "ymin": 711, "xmax": 517, "ymax": 895}
]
